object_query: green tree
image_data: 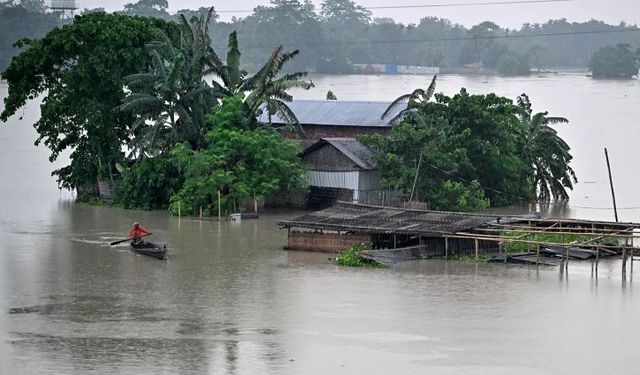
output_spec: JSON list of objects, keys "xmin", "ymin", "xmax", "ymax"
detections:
[
  {"xmin": 528, "ymin": 44, "xmax": 549, "ymax": 72},
  {"xmin": 119, "ymin": 9, "xmax": 220, "ymax": 154},
  {"xmin": 381, "ymin": 74, "xmax": 437, "ymax": 124},
  {"xmin": 496, "ymin": 51, "xmax": 531, "ymax": 76},
  {"xmin": 242, "ymin": 0, "xmax": 325, "ymax": 72},
  {"xmin": 168, "ymin": 95, "xmax": 307, "ymax": 215},
  {"xmin": 588, "ymin": 43, "xmax": 639, "ymax": 78},
  {"xmin": 122, "ymin": 0, "xmax": 172, "ymax": 19},
  {"xmin": 367, "ymin": 79, "xmax": 571, "ymax": 209},
  {"xmin": 516, "ymin": 94, "xmax": 576, "ymax": 201},
  {"xmin": 459, "ymin": 21, "xmax": 501, "ymax": 67},
  {"xmin": 213, "ymin": 31, "xmax": 314, "ymax": 129},
  {"xmin": 1, "ymin": 12, "xmax": 176, "ymax": 191},
  {"xmin": 115, "ymin": 156, "xmax": 184, "ymax": 209}
]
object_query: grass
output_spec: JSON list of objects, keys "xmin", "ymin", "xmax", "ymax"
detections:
[
  {"xmin": 335, "ymin": 242, "xmax": 387, "ymax": 268},
  {"xmin": 501, "ymin": 231, "xmax": 619, "ymax": 253}
]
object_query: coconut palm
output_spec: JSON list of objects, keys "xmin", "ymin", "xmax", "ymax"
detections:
[
  {"xmin": 516, "ymin": 94, "xmax": 576, "ymax": 201},
  {"xmin": 381, "ymin": 74, "xmax": 437, "ymax": 124}
]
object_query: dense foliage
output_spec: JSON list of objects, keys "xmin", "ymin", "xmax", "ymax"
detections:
[
  {"xmin": 336, "ymin": 242, "xmax": 383, "ymax": 267},
  {"xmin": 588, "ymin": 44, "xmax": 640, "ymax": 78},
  {"xmin": 115, "ymin": 157, "xmax": 184, "ymax": 210},
  {"xmin": 167, "ymin": 95, "xmax": 307, "ymax": 215},
  {"xmin": 360, "ymin": 77, "xmax": 575, "ymax": 211},
  {"xmin": 1, "ymin": 12, "xmax": 177, "ymax": 191},
  {"xmin": 2, "ymin": 0, "xmax": 640, "ymax": 74}
]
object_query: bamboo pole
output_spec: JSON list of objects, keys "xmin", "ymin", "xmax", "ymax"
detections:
[
  {"xmin": 199, "ymin": 206, "xmax": 203, "ymax": 219},
  {"xmin": 178, "ymin": 201, "xmax": 181, "ymax": 218},
  {"xmin": 474, "ymin": 238, "xmax": 479, "ymax": 261},
  {"xmin": 253, "ymin": 189, "xmax": 258, "ymax": 216},
  {"xmin": 409, "ymin": 151, "xmax": 423, "ymax": 202},
  {"xmin": 604, "ymin": 147, "xmax": 619, "ymax": 222},
  {"xmin": 445, "ymin": 237, "xmax": 449, "ymax": 259},
  {"xmin": 218, "ymin": 190, "xmax": 221, "ymax": 220},
  {"xmin": 631, "ymin": 237, "xmax": 635, "ymax": 277}
]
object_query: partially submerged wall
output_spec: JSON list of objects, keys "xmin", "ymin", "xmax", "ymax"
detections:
[{"xmin": 286, "ymin": 231, "xmax": 371, "ymax": 253}]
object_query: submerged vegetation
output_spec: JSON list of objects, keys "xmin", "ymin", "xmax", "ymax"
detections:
[
  {"xmin": 336, "ymin": 243, "xmax": 386, "ymax": 267},
  {"xmin": 502, "ymin": 231, "xmax": 619, "ymax": 253},
  {"xmin": 1, "ymin": 4, "xmax": 578, "ymax": 214},
  {"xmin": 1, "ymin": 8, "xmax": 311, "ymax": 214}
]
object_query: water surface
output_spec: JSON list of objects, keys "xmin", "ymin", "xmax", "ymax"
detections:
[{"xmin": 1, "ymin": 75, "xmax": 639, "ymax": 374}]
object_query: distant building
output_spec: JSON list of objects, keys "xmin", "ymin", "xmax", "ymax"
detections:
[
  {"xmin": 302, "ymin": 138, "xmax": 392, "ymax": 209},
  {"xmin": 258, "ymin": 100, "xmax": 399, "ymax": 148},
  {"xmin": 50, "ymin": 0, "xmax": 77, "ymax": 19},
  {"xmin": 352, "ymin": 64, "xmax": 439, "ymax": 75}
]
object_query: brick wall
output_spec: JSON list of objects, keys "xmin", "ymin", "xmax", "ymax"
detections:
[{"xmin": 286, "ymin": 231, "xmax": 371, "ymax": 253}]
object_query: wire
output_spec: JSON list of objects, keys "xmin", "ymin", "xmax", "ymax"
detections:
[
  {"xmin": 236, "ymin": 28, "xmax": 640, "ymax": 51},
  {"xmin": 215, "ymin": 0, "xmax": 575, "ymax": 14}
]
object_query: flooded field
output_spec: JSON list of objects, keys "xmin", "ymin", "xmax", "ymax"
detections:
[{"xmin": 1, "ymin": 74, "xmax": 639, "ymax": 374}]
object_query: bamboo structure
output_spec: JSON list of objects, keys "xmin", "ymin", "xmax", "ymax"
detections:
[{"xmin": 279, "ymin": 202, "xmax": 640, "ymax": 272}]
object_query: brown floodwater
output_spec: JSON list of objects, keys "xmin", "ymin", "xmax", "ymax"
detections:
[{"xmin": 1, "ymin": 75, "xmax": 639, "ymax": 374}]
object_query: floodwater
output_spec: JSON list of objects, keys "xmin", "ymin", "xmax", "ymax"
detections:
[{"xmin": 1, "ymin": 74, "xmax": 639, "ymax": 374}]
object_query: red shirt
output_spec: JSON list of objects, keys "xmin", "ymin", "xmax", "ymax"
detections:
[{"xmin": 128, "ymin": 226, "xmax": 150, "ymax": 239}]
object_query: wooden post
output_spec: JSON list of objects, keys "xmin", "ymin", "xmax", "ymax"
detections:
[
  {"xmin": 445, "ymin": 237, "xmax": 449, "ymax": 259},
  {"xmin": 595, "ymin": 246, "xmax": 600, "ymax": 275},
  {"xmin": 409, "ymin": 151, "xmax": 423, "ymax": 202},
  {"xmin": 253, "ymin": 189, "xmax": 258, "ymax": 216},
  {"xmin": 178, "ymin": 201, "xmax": 181, "ymax": 218},
  {"xmin": 536, "ymin": 243, "xmax": 540, "ymax": 266},
  {"xmin": 622, "ymin": 247, "xmax": 627, "ymax": 276},
  {"xmin": 564, "ymin": 245, "xmax": 569, "ymax": 271},
  {"xmin": 393, "ymin": 234, "xmax": 397, "ymax": 249},
  {"xmin": 604, "ymin": 147, "xmax": 619, "ymax": 222},
  {"xmin": 218, "ymin": 190, "xmax": 221, "ymax": 220},
  {"xmin": 199, "ymin": 206, "xmax": 203, "ymax": 219},
  {"xmin": 474, "ymin": 238, "xmax": 479, "ymax": 261},
  {"xmin": 631, "ymin": 232, "xmax": 634, "ymax": 277}
]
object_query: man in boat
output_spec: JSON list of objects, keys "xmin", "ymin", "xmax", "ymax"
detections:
[{"xmin": 128, "ymin": 222, "xmax": 150, "ymax": 244}]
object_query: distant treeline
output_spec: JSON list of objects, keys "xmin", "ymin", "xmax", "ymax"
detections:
[{"xmin": 2, "ymin": 0, "xmax": 640, "ymax": 74}]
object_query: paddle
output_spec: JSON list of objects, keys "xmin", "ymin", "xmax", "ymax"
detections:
[{"xmin": 109, "ymin": 233, "xmax": 152, "ymax": 246}]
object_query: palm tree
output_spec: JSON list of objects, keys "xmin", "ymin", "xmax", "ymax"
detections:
[
  {"xmin": 212, "ymin": 31, "xmax": 314, "ymax": 131},
  {"xmin": 118, "ymin": 9, "xmax": 221, "ymax": 155},
  {"xmin": 381, "ymin": 74, "xmax": 437, "ymax": 124},
  {"xmin": 516, "ymin": 94, "xmax": 576, "ymax": 201}
]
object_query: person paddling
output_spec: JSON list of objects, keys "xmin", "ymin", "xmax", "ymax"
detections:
[{"xmin": 128, "ymin": 222, "xmax": 150, "ymax": 244}]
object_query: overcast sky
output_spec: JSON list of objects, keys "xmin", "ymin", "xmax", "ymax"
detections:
[{"xmin": 77, "ymin": 0, "xmax": 640, "ymax": 29}]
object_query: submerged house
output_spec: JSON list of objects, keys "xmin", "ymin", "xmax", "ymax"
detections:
[
  {"xmin": 280, "ymin": 203, "xmax": 640, "ymax": 270},
  {"xmin": 279, "ymin": 202, "xmax": 511, "ymax": 254},
  {"xmin": 302, "ymin": 138, "xmax": 389, "ymax": 208}
]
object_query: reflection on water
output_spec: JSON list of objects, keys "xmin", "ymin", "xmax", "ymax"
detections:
[{"xmin": 1, "ymin": 75, "xmax": 640, "ymax": 374}]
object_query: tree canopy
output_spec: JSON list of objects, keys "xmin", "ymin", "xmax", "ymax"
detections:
[
  {"xmin": 588, "ymin": 43, "xmax": 639, "ymax": 78},
  {"xmin": 360, "ymin": 79, "xmax": 576, "ymax": 211},
  {"xmin": 1, "ymin": 12, "xmax": 178, "ymax": 190}
]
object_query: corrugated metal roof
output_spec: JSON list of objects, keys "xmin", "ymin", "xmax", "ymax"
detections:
[
  {"xmin": 279, "ymin": 202, "xmax": 529, "ymax": 236},
  {"xmin": 257, "ymin": 100, "xmax": 400, "ymax": 127},
  {"xmin": 303, "ymin": 138, "xmax": 376, "ymax": 170}
]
